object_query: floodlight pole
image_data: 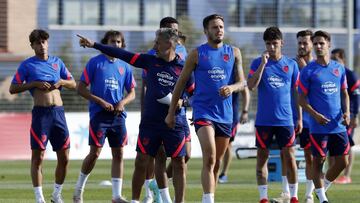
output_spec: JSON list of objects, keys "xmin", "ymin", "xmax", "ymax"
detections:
[{"xmin": 347, "ymin": 0, "xmax": 354, "ymax": 70}]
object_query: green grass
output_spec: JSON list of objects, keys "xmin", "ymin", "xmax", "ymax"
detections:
[{"xmin": 0, "ymin": 156, "xmax": 359, "ymax": 203}]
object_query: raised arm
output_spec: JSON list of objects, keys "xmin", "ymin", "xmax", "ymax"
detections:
[
  {"xmin": 247, "ymin": 51, "xmax": 269, "ymax": 91},
  {"xmin": 165, "ymin": 49, "xmax": 198, "ymax": 128}
]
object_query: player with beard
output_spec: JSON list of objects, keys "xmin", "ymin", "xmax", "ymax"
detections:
[{"xmin": 165, "ymin": 14, "xmax": 248, "ymax": 203}]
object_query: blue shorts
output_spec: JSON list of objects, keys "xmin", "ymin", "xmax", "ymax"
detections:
[
  {"xmin": 299, "ymin": 128, "xmax": 311, "ymax": 149},
  {"xmin": 310, "ymin": 132, "xmax": 350, "ymax": 157},
  {"xmin": 30, "ymin": 106, "xmax": 70, "ymax": 151},
  {"xmin": 194, "ymin": 119, "xmax": 232, "ymax": 138},
  {"xmin": 180, "ymin": 115, "xmax": 191, "ymax": 142},
  {"xmin": 137, "ymin": 126, "xmax": 186, "ymax": 158},
  {"xmin": 255, "ymin": 126, "xmax": 295, "ymax": 149},
  {"xmin": 89, "ymin": 111, "xmax": 127, "ymax": 148}
]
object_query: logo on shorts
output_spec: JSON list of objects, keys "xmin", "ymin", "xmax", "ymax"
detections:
[
  {"xmin": 223, "ymin": 54, "xmax": 229, "ymax": 62},
  {"xmin": 321, "ymin": 141, "xmax": 327, "ymax": 148},
  {"xmin": 282, "ymin": 66, "xmax": 289, "ymax": 73},
  {"xmin": 142, "ymin": 137, "xmax": 150, "ymax": 146},
  {"xmin": 41, "ymin": 134, "xmax": 47, "ymax": 142},
  {"xmin": 332, "ymin": 68, "xmax": 339, "ymax": 77},
  {"xmin": 118, "ymin": 67, "xmax": 124, "ymax": 75},
  {"xmin": 96, "ymin": 131, "xmax": 103, "ymax": 138}
]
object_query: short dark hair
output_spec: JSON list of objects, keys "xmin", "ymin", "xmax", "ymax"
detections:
[
  {"xmin": 29, "ymin": 29, "xmax": 49, "ymax": 44},
  {"xmin": 202, "ymin": 14, "xmax": 224, "ymax": 29},
  {"xmin": 160, "ymin": 17, "xmax": 178, "ymax": 28},
  {"xmin": 296, "ymin": 29, "xmax": 313, "ymax": 38},
  {"xmin": 101, "ymin": 30, "xmax": 126, "ymax": 48},
  {"xmin": 311, "ymin": 30, "xmax": 331, "ymax": 42},
  {"xmin": 156, "ymin": 28, "xmax": 179, "ymax": 45},
  {"xmin": 263, "ymin": 26, "xmax": 282, "ymax": 41},
  {"xmin": 331, "ymin": 48, "xmax": 345, "ymax": 60}
]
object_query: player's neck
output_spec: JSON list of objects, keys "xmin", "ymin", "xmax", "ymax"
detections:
[
  {"xmin": 207, "ymin": 41, "xmax": 223, "ymax": 49},
  {"xmin": 35, "ymin": 54, "xmax": 48, "ymax": 61},
  {"xmin": 269, "ymin": 54, "xmax": 282, "ymax": 61},
  {"xmin": 316, "ymin": 55, "xmax": 330, "ymax": 66},
  {"xmin": 303, "ymin": 54, "xmax": 313, "ymax": 63},
  {"xmin": 105, "ymin": 54, "xmax": 116, "ymax": 62},
  {"xmin": 159, "ymin": 50, "xmax": 176, "ymax": 62}
]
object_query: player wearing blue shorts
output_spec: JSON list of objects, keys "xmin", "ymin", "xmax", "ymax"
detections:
[
  {"xmin": 298, "ymin": 31, "xmax": 350, "ymax": 203},
  {"xmin": 140, "ymin": 17, "xmax": 193, "ymax": 203},
  {"xmin": 330, "ymin": 48, "xmax": 359, "ymax": 185},
  {"xmin": 275, "ymin": 30, "xmax": 315, "ymax": 203},
  {"xmin": 78, "ymin": 28, "xmax": 189, "ymax": 203},
  {"xmin": 73, "ymin": 31, "xmax": 136, "ymax": 203},
  {"xmin": 247, "ymin": 27, "xmax": 300, "ymax": 203},
  {"xmin": 166, "ymin": 14, "xmax": 248, "ymax": 203},
  {"xmin": 9, "ymin": 29, "xmax": 76, "ymax": 203}
]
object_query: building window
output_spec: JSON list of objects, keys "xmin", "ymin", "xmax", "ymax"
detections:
[
  {"xmin": 104, "ymin": 0, "xmax": 140, "ymax": 25},
  {"xmin": 316, "ymin": 0, "xmax": 346, "ymax": 27},
  {"xmin": 241, "ymin": 0, "xmax": 277, "ymax": 27},
  {"xmin": 49, "ymin": 0, "xmax": 59, "ymax": 24},
  {"xmin": 280, "ymin": 0, "xmax": 312, "ymax": 27},
  {"xmin": 144, "ymin": 0, "xmax": 176, "ymax": 26}
]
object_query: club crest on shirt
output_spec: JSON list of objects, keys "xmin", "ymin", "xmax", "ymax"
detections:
[
  {"xmin": 52, "ymin": 63, "xmax": 58, "ymax": 71},
  {"xmin": 174, "ymin": 66, "xmax": 182, "ymax": 76},
  {"xmin": 332, "ymin": 68, "xmax": 339, "ymax": 77},
  {"xmin": 282, "ymin": 66, "xmax": 289, "ymax": 73},
  {"xmin": 118, "ymin": 67, "xmax": 124, "ymax": 75},
  {"xmin": 223, "ymin": 54, "xmax": 229, "ymax": 62}
]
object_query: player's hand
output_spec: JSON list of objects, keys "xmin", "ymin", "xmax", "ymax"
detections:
[
  {"xmin": 342, "ymin": 113, "xmax": 350, "ymax": 126},
  {"xmin": 99, "ymin": 100, "xmax": 114, "ymax": 112},
  {"xmin": 114, "ymin": 101, "xmax": 125, "ymax": 115},
  {"xmin": 76, "ymin": 34, "xmax": 95, "ymax": 48},
  {"xmin": 165, "ymin": 113, "xmax": 175, "ymax": 129},
  {"xmin": 261, "ymin": 51, "xmax": 269, "ymax": 64},
  {"xmin": 314, "ymin": 113, "xmax": 330, "ymax": 125},
  {"xmin": 296, "ymin": 56, "xmax": 307, "ymax": 68},
  {"xmin": 350, "ymin": 117, "xmax": 358, "ymax": 128},
  {"xmin": 51, "ymin": 79, "xmax": 64, "ymax": 90},
  {"xmin": 177, "ymin": 99, "xmax": 183, "ymax": 110},
  {"xmin": 295, "ymin": 119, "xmax": 303, "ymax": 134},
  {"xmin": 239, "ymin": 112, "xmax": 248, "ymax": 124},
  {"xmin": 32, "ymin": 81, "xmax": 52, "ymax": 90},
  {"xmin": 219, "ymin": 85, "xmax": 233, "ymax": 97}
]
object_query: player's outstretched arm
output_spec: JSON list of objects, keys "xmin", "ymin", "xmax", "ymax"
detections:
[{"xmin": 165, "ymin": 49, "xmax": 197, "ymax": 128}]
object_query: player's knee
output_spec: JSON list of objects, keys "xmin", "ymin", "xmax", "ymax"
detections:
[{"xmin": 204, "ymin": 155, "xmax": 216, "ymax": 170}]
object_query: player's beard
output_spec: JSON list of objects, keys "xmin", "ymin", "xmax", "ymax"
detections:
[
  {"xmin": 209, "ymin": 34, "xmax": 223, "ymax": 44},
  {"xmin": 298, "ymin": 49, "xmax": 310, "ymax": 57}
]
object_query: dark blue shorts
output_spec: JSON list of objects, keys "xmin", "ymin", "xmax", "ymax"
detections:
[
  {"xmin": 89, "ymin": 111, "xmax": 127, "ymax": 148},
  {"xmin": 180, "ymin": 115, "xmax": 191, "ymax": 142},
  {"xmin": 299, "ymin": 128, "xmax": 311, "ymax": 149},
  {"xmin": 137, "ymin": 126, "xmax": 186, "ymax": 158},
  {"xmin": 310, "ymin": 132, "xmax": 350, "ymax": 157},
  {"xmin": 194, "ymin": 119, "xmax": 232, "ymax": 138},
  {"xmin": 255, "ymin": 126, "xmax": 295, "ymax": 149},
  {"xmin": 30, "ymin": 106, "xmax": 70, "ymax": 151}
]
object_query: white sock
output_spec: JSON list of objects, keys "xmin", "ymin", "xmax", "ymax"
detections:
[
  {"xmin": 282, "ymin": 176, "xmax": 290, "ymax": 194},
  {"xmin": 145, "ymin": 179, "xmax": 153, "ymax": 198},
  {"xmin": 75, "ymin": 172, "xmax": 90, "ymax": 191},
  {"xmin": 324, "ymin": 177, "xmax": 332, "ymax": 191},
  {"xmin": 288, "ymin": 183, "xmax": 298, "ymax": 199},
  {"xmin": 34, "ymin": 186, "xmax": 45, "ymax": 201},
  {"xmin": 52, "ymin": 183, "xmax": 63, "ymax": 197},
  {"xmin": 315, "ymin": 188, "xmax": 328, "ymax": 202},
  {"xmin": 258, "ymin": 185, "xmax": 268, "ymax": 200},
  {"xmin": 131, "ymin": 201, "xmax": 140, "ymax": 203},
  {"xmin": 202, "ymin": 193, "xmax": 214, "ymax": 203},
  {"xmin": 305, "ymin": 179, "xmax": 314, "ymax": 197},
  {"xmin": 159, "ymin": 187, "xmax": 172, "ymax": 203},
  {"xmin": 112, "ymin": 178, "xmax": 123, "ymax": 198}
]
